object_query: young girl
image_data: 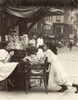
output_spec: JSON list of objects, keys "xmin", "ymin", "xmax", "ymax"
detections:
[
  {"xmin": 23, "ymin": 46, "xmax": 44, "ymax": 65},
  {"xmin": 43, "ymin": 42, "xmax": 78, "ymax": 93}
]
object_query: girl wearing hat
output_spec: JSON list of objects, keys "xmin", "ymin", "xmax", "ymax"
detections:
[{"xmin": 43, "ymin": 42, "xmax": 78, "ymax": 93}]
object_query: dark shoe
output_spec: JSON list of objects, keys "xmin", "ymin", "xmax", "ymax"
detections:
[
  {"xmin": 72, "ymin": 83, "xmax": 78, "ymax": 93},
  {"xmin": 58, "ymin": 85, "xmax": 68, "ymax": 92},
  {"xmin": 75, "ymin": 90, "xmax": 78, "ymax": 93}
]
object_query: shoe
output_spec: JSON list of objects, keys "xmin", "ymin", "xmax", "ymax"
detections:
[
  {"xmin": 75, "ymin": 90, "xmax": 78, "ymax": 93},
  {"xmin": 72, "ymin": 83, "xmax": 78, "ymax": 93},
  {"xmin": 58, "ymin": 85, "xmax": 68, "ymax": 92}
]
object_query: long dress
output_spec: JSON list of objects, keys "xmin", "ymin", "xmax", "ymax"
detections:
[
  {"xmin": 44, "ymin": 49, "xmax": 68, "ymax": 86},
  {"xmin": 0, "ymin": 49, "xmax": 18, "ymax": 81}
]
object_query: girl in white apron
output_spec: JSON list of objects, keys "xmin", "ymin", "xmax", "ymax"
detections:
[{"xmin": 44, "ymin": 42, "xmax": 78, "ymax": 93}]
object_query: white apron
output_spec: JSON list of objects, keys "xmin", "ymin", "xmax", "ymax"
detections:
[
  {"xmin": 0, "ymin": 62, "xmax": 18, "ymax": 81},
  {"xmin": 0, "ymin": 49, "xmax": 18, "ymax": 81}
]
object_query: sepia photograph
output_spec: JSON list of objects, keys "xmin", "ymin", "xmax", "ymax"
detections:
[{"xmin": 0, "ymin": 0, "xmax": 78, "ymax": 100}]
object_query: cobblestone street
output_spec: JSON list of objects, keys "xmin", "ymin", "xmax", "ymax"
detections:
[{"xmin": 0, "ymin": 46, "xmax": 78, "ymax": 100}]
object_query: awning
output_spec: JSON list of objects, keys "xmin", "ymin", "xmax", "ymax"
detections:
[
  {"xmin": 4, "ymin": 6, "xmax": 41, "ymax": 18},
  {"xmin": 0, "ymin": 0, "xmax": 77, "ymax": 7}
]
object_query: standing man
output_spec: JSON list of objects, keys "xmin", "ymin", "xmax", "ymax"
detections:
[
  {"xmin": 29, "ymin": 35, "xmax": 37, "ymax": 47},
  {"xmin": 22, "ymin": 34, "xmax": 29, "ymax": 50},
  {"xmin": 69, "ymin": 40, "xmax": 73, "ymax": 51},
  {"xmin": 37, "ymin": 35, "xmax": 44, "ymax": 48}
]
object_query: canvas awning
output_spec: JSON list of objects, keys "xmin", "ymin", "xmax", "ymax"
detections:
[
  {"xmin": 0, "ymin": 0, "xmax": 77, "ymax": 7},
  {"xmin": 4, "ymin": 6, "xmax": 41, "ymax": 18},
  {"xmin": 0, "ymin": 5, "xmax": 51, "ymax": 35}
]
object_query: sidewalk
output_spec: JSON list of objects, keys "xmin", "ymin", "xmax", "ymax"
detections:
[{"xmin": 0, "ymin": 46, "xmax": 78, "ymax": 100}]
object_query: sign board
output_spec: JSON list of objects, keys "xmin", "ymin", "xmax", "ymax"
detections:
[
  {"xmin": 44, "ymin": 25, "xmax": 51, "ymax": 30},
  {"xmin": 69, "ymin": 34, "xmax": 75, "ymax": 38},
  {"xmin": 45, "ymin": 21, "xmax": 52, "ymax": 25}
]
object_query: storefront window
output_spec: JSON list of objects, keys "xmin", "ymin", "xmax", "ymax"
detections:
[{"xmin": 56, "ymin": 15, "xmax": 60, "ymax": 21}]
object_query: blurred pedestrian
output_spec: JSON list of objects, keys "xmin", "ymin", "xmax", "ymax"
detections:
[
  {"xmin": 37, "ymin": 35, "xmax": 44, "ymax": 48},
  {"xmin": 21, "ymin": 34, "xmax": 29, "ymax": 50},
  {"xmin": 69, "ymin": 41, "xmax": 73, "ymax": 51},
  {"xmin": 29, "ymin": 35, "xmax": 36, "ymax": 47}
]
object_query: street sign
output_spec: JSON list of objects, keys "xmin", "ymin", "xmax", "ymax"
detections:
[
  {"xmin": 44, "ymin": 25, "xmax": 51, "ymax": 29},
  {"xmin": 69, "ymin": 34, "xmax": 75, "ymax": 38},
  {"xmin": 45, "ymin": 21, "xmax": 52, "ymax": 25}
]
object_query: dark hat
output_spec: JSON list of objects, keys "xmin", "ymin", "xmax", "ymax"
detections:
[{"xmin": 26, "ymin": 46, "xmax": 38, "ymax": 55}]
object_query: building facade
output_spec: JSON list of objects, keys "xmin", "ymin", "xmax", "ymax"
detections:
[{"xmin": 31, "ymin": 9, "xmax": 72, "ymax": 43}]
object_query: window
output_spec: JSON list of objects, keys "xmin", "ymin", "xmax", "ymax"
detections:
[
  {"xmin": 56, "ymin": 26, "xmax": 61, "ymax": 34},
  {"xmin": 56, "ymin": 15, "xmax": 60, "ymax": 21}
]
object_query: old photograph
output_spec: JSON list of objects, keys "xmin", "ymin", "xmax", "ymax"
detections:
[{"xmin": 0, "ymin": 0, "xmax": 78, "ymax": 100}]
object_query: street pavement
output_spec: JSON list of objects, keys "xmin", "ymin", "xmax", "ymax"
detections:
[{"xmin": 0, "ymin": 46, "xmax": 78, "ymax": 100}]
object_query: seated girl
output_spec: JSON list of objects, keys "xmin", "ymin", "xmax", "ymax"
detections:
[
  {"xmin": 0, "ymin": 42, "xmax": 18, "ymax": 88},
  {"xmin": 23, "ymin": 46, "xmax": 45, "ymax": 65}
]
